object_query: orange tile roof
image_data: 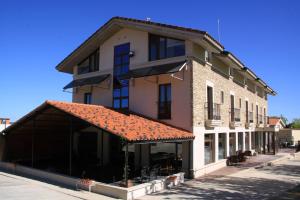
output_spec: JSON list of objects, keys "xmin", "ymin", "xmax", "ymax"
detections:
[
  {"xmin": 44, "ymin": 101, "xmax": 194, "ymax": 142},
  {"xmin": 268, "ymin": 117, "xmax": 280, "ymax": 126}
]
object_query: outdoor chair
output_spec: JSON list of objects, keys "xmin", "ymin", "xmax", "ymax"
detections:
[
  {"xmin": 237, "ymin": 150, "xmax": 246, "ymax": 162},
  {"xmin": 149, "ymin": 165, "xmax": 160, "ymax": 180},
  {"xmin": 226, "ymin": 155, "xmax": 239, "ymax": 166},
  {"xmin": 244, "ymin": 150, "xmax": 252, "ymax": 160},
  {"xmin": 140, "ymin": 167, "xmax": 150, "ymax": 182},
  {"xmin": 165, "ymin": 175, "xmax": 178, "ymax": 189}
]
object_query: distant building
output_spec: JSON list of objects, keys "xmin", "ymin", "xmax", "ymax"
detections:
[
  {"xmin": 268, "ymin": 117, "xmax": 286, "ymax": 132},
  {"xmin": 0, "ymin": 118, "xmax": 10, "ymax": 132}
]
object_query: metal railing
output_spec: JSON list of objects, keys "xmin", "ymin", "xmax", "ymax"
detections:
[
  {"xmin": 258, "ymin": 114, "xmax": 263, "ymax": 124},
  {"xmin": 230, "ymin": 108, "xmax": 241, "ymax": 122},
  {"xmin": 205, "ymin": 103, "xmax": 221, "ymax": 120},
  {"xmin": 248, "ymin": 111, "xmax": 254, "ymax": 123}
]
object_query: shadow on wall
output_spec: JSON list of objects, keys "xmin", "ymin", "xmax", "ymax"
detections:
[{"xmin": 141, "ymin": 164, "xmax": 300, "ymax": 200}]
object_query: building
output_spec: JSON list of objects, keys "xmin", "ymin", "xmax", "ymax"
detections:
[
  {"xmin": 278, "ymin": 129, "xmax": 300, "ymax": 146},
  {"xmin": 0, "ymin": 17, "xmax": 277, "ymax": 186},
  {"xmin": 0, "ymin": 118, "xmax": 10, "ymax": 132},
  {"xmin": 268, "ymin": 117, "xmax": 286, "ymax": 132}
]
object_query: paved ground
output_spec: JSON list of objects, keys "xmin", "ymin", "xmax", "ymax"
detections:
[
  {"xmin": 139, "ymin": 153, "xmax": 300, "ymax": 200},
  {"xmin": 0, "ymin": 172, "xmax": 115, "ymax": 200},
  {"xmin": 0, "ymin": 151, "xmax": 298, "ymax": 200}
]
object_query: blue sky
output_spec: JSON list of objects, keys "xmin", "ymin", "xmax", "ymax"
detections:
[{"xmin": 0, "ymin": 0, "xmax": 299, "ymax": 122}]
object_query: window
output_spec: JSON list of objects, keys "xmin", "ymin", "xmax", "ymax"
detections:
[
  {"xmin": 158, "ymin": 84, "xmax": 171, "ymax": 119},
  {"xmin": 84, "ymin": 93, "xmax": 92, "ymax": 104},
  {"xmin": 229, "ymin": 133, "xmax": 236, "ymax": 156},
  {"xmin": 251, "ymin": 132, "xmax": 255, "ymax": 149},
  {"xmin": 221, "ymin": 91, "xmax": 224, "ymax": 104},
  {"xmin": 245, "ymin": 101, "xmax": 249, "ymax": 123},
  {"xmin": 205, "ymin": 134, "xmax": 215, "ymax": 164},
  {"xmin": 245, "ymin": 132, "xmax": 250, "ymax": 150},
  {"xmin": 239, "ymin": 98, "xmax": 242, "ymax": 109},
  {"xmin": 218, "ymin": 133, "xmax": 226, "ymax": 160},
  {"xmin": 149, "ymin": 34, "xmax": 185, "ymax": 61},
  {"xmin": 78, "ymin": 49, "xmax": 99, "ymax": 75},
  {"xmin": 238, "ymin": 132, "xmax": 243, "ymax": 151},
  {"xmin": 113, "ymin": 43, "xmax": 130, "ymax": 110},
  {"xmin": 207, "ymin": 86, "xmax": 213, "ymax": 120}
]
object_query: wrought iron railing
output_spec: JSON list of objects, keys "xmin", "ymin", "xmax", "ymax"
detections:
[
  {"xmin": 258, "ymin": 114, "xmax": 263, "ymax": 124},
  {"xmin": 246, "ymin": 111, "xmax": 254, "ymax": 123},
  {"xmin": 230, "ymin": 108, "xmax": 241, "ymax": 122},
  {"xmin": 205, "ymin": 103, "xmax": 221, "ymax": 120}
]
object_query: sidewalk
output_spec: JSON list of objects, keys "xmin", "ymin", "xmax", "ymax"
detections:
[
  {"xmin": 139, "ymin": 152, "xmax": 300, "ymax": 200},
  {"xmin": 0, "ymin": 171, "xmax": 116, "ymax": 200}
]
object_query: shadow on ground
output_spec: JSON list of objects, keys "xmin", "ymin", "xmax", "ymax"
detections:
[{"xmin": 140, "ymin": 163, "xmax": 300, "ymax": 200}]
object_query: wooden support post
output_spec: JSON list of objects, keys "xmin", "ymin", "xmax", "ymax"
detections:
[
  {"xmin": 31, "ymin": 119, "xmax": 35, "ymax": 168},
  {"xmin": 124, "ymin": 143, "xmax": 129, "ymax": 187},
  {"xmin": 69, "ymin": 117, "xmax": 73, "ymax": 176},
  {"xmin": 175, "ymin": 143, "xmax": 178, "ymax": 172}
]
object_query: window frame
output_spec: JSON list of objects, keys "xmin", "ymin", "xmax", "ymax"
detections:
[
  {"xmin": 84, "ymin": 92, "xmax": 92, "ymax": 104},
  {"xmin": 113, "ymin": 43, "xmax": 130, "ymax": 110},
  {"xmin": 78, "ymin": 49, "xmax": 100, "ymax": 75},
  {"xmin": 148, "ymin": 34, "xmax": 185, "ymax": 61},
  {"xmin": 158, "ymin": 83, "xmax": 172, "ymax": 119}
]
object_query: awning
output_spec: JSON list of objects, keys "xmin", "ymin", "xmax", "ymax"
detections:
[
  {"xmin": 119, "ymin": 61, "xmax": 186, "ymax": 80},
  {"xmin": 63, "ymin": 74, "xmax": 110, "ymax": 90},
  {"xmin": 3, "ymin": 101, "xmax": 194, "ymax": 143}
]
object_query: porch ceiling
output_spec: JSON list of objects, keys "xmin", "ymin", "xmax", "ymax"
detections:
[{"xmin": 2, "ymin": 101, "xmax": 194, "ymax": 143}]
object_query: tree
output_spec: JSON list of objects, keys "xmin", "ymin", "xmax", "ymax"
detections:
[
  {"xmin": 291, "ymin": 118, "xmax": 300, "ymax": 129},
  {"xmin": 280, "ymin": 114, "xmax": 288, "ymax": 125}
]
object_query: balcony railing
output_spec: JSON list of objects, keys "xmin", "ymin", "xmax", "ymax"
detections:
[
  {"xmin": 205, "ymin": 103, "xmax": 221, "ymax": 120},
  {"xmin": 258, "ymin": 114, "xmax": 263, "ymax": 124},
  {"xmin": 230, "ymin": 108, "xmax": 241, "ymax": 122},
  {"xmin": 248, "ymin": 111, "xmax": 254, "ymax": 123}
]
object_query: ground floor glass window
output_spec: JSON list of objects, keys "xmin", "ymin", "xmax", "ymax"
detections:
[
  {"xmin": 218, "ymin": 133, "xmax": 226, "ymax": 160},
  {"xmin": 205, "ymin": 134, "xmax": 215, "ymax": 165},
  {"xmin": 229, "ymin": 133, "xmax": 236, "ymax": 155},
  {"xmin": 251, "ymin": 132, "xmax": 255, "ymax": 149},
  {"xmin": 245, "ymin": 132, "xmax": 250, "ymax": 150},
  {"xmin": 238, "ymin": 132, "xmax": 243, "ymax": 151}
]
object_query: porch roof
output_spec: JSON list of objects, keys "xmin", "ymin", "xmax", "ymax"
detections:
[{"xmin": 2, "ymin": 101, "xmax": 194, "ymax": 143}]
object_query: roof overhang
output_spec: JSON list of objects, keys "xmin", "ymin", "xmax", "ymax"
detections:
[
  {"xmin": 2, "ymin": 101, "xmax": 194, "ymax": 143},
  {"xmin": 55, "ymin": 17, "xmax": 223, "ymax": 74},
  {"xmin": 213, "ymin": 51, "xmax": 276, "ymax": 96}
]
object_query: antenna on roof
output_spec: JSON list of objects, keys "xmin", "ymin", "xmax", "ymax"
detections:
[
  {"xmin": 146, "ymin": 17, "xmax": 151, "ymax": 22},
  {"xmin": 217, "ymin": 19, "xmax": 221, "ymax": 43}
]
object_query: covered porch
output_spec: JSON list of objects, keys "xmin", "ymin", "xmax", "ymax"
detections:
[{"xmin": 0, "ymin": 101, "xmax": 194, "ymax": 188}]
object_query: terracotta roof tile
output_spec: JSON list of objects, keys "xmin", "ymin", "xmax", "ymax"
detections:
[
  {"xmin": 268, "ymin": 117, "xmax": 280, "ymax": 126},
  {"xmin": 46, "ymin": 101, "xmax": 194, "ymax": 142}
]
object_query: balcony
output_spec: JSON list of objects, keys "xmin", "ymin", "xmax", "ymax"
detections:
[
  {"xmin": 230, "ymin": 108, "xmax": 242, "ymax": 128},
  {"xmin": 205, "ymin": 103, "xmax": 222, "ymax": 128},
  {"xmin": 245, "ymin": 111, "xmax": 254, "ymax": 128},
  {"xmin": 257, "ymin": 114, "xmax": 264, "ymax": 127}
]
